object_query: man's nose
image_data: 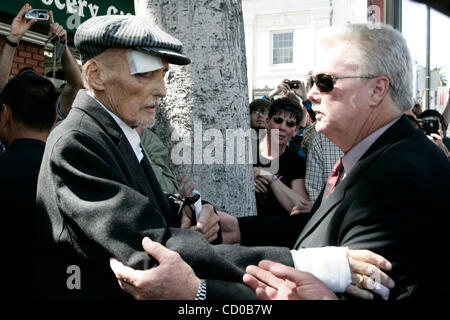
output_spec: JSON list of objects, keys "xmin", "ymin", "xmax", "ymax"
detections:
[
  {"xmin": 279, "ymin": 121, "xmax": 288, "ymax": 131},
  {"xmin": 307, "ymin": 84, "xmax": 321, "ymax": 105},
  {"xmin": 154, "ymin": 75, "xmax": 166, "ymax": 98}
]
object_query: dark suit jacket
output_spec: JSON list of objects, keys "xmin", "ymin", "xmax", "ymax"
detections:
[
  {"xmin": 34, "ymin": 91, "xmax": 293, "ymax": 299},
  {"xmin": 1, "ymin": 138, "xmax": 45, "ymax": 298},
  {"xmin": 239, "ymin": 115, "xmax": 450, "ymax": 299}
]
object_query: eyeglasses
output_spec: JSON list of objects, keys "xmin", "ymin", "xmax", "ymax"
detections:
[
  {"xmin": 307, "ymin": 73, "xmax": 377, "ymax": 93},
  {"xmin": 252, "ymin": 111, "xmax": 269, "ymax": 116},
  {"xmin": 271, "ymin": 116, "xmax": 297, "ymax": 128}
]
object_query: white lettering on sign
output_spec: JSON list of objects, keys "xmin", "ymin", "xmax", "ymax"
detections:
[
  {"xmin": 66, "ymin": 0, "xmax": 78, "ymax": 14},
  {"xmin": 77, "ymin": 0, "xmax": 88, "ymax": 18},
  {"xmin": 54, "ymin": 0, "xmax": 65, "ymax": 10},
  {"xmin": 88, "ymin": 3, "xmax": 99, "ymax": 17},
  {"xmin": 106, "ymin": 5, "xmax": 118, "ymax": 15},
  {"xmin": 39, "ymin": 0, "xmax": 130, "ymax": 20}
]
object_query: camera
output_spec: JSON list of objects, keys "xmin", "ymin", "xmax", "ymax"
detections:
[
  {"xmin": 285, "ymin": 80, "xmax": 299, "ymax": 89},
  {"xmin": 25, "ymin": 9, "xmax": 50, "ymax": 21},
  {"xmin": 418, "ymin": 118, "xmax": 439, "ymax": 136}
]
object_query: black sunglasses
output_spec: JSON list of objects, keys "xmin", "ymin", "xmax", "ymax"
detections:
[
  {"xmin": 307, "ymin": 73, "xmax": 376, "ymax": 93},
  {"xmin": 271, "ymin": 116, "xmax": 297, "ymax": 128}
]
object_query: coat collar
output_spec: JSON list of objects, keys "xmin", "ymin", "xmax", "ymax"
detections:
[
  {"xmin": 71, "ymin": 90, "xmax": 154, "ymax": 196},
  {"xmin": 295, "ymin": 115, "xmax": 415, "ymax": 247},
  {"xmin": 71, "ymin": 90, "xmax": 124, "ymax": 143}
]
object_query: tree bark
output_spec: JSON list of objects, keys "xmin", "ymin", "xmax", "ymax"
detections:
[{"xmin": 135, "ymin": 0, "xmax": 256, "ymax": 217}]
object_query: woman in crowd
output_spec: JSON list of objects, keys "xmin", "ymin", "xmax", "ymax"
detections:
[{"xmin": 254, "ymin": 97, "xmax": 313, "ymax": 216}]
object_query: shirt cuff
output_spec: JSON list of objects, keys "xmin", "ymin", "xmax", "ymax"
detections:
[{"xmin": 290, "ymin": 247, "xmax": 351, "ymax": 293}]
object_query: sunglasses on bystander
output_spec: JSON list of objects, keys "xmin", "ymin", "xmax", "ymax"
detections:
[{"xmin": 271, "ymin": 116, "xmax": 297, "ymax": 128}]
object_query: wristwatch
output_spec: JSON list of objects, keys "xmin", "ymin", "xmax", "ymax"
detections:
[
  {"xmin": 5, "ymin": 37, "xmax": 18, "ymax": 47},
  {"xmin": 268, "ymin": 174, "xmax": 279, "ymax": 186},
  {"xmin": 195, "ymin": 279, "xmax": 207, "ymax": 300}
]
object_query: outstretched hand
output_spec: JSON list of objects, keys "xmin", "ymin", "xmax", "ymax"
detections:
[
  {"xmin": 109, "ymin": 237, "xmax": 200, "ymax": 300},
  {"xmin": 346, "ymin": 249, "xmax": 395, "ymax": 300},
  {"xmin": 181, "ymin": 203, "xmax": 220, "ymax": 243},
  {"xmin": 244, "ymin": 260, "xmax": 338, "ymax": 300},
  {"xmin": 9, "ymin": 3, "xmax": 37, "ymax": 43},
  {"xmin": 48, "ymin": 11, "xmax": 67, "ymax": 43}
]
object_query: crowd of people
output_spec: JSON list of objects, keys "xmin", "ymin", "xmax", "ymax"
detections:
[{"xmin": 1, "ymin": 3, "xmax": 449, "ymax": 301}]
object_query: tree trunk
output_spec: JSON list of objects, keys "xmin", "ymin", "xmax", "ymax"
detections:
[{"xmin": 134, "ymin": 0, "xmax": 256, "ymax": 217}]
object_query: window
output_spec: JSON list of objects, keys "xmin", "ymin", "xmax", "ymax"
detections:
[{"xmin": 272, "ymin": 32, "xmax": 293, "ymax": 64}]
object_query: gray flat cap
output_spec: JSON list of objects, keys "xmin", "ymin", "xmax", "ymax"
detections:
[{"xmin": 74, "ymin": 15, "xmax": 190, "ymax": 65}]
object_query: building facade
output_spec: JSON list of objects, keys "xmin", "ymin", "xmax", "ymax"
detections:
[{"xmin": 242, "ymin": 0, "xmax": 390, "ymax": 100}]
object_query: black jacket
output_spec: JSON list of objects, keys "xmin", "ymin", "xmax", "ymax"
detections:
[{"xmin": 239, "ymin": 116, "xmax": 450, "ymax": 299}]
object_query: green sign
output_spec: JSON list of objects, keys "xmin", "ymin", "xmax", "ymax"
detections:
[{"xmin": 1, "ymin": 0, "xmax": 134, "ymax": 33}]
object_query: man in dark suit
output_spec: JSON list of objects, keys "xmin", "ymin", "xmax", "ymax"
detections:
[
  {"xmin": 110, "ymin": 23, "xmax": 449, "ymax": 300},
  {"xmin": 0, "ymin": 71, "xmax": 57, "ymax": 298}
]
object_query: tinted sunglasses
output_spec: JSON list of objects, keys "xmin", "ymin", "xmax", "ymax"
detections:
[
  {"xmin": 252, "ymin": 110, "xmax": 269, "ymax": 116},
  {"xmin": 271, "ymin": 116, "xmax": 297, "ymax": 128},
  {"xmin": 307, "ymin": 73, "xmax": 376, "ymax": 93}
]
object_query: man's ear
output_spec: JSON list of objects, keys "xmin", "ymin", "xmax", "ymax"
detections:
[
  {"xmin": 84, "ymin": 60, "xmax": 106, "ymax": 91},
  {"xmin": 368, "ymin": 76, "xmax": 390, "ymax": 107},
  {"xmin": 0, "ymin": 104, "xmax": 12, "ymax": 127}
]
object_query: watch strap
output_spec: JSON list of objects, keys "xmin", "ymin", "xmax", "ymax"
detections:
[{"xmin": 5, "ymin": 37, "xmax": 18, "ymax": 47}]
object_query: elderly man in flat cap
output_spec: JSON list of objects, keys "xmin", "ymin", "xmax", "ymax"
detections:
[{"xmin": 33, "ymin": 14, "xmax": 290, "ymax": 300}]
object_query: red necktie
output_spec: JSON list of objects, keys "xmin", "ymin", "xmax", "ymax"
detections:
[{"xmin": 324, "ymin": 157, "xmax": 343, "ymax": 198}]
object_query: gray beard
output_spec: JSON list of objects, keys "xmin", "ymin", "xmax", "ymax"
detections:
[{"xmin": 135, "ymin": 116, "xmax": 156, "ymax": 129}]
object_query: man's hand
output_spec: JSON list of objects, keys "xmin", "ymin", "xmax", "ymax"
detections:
[
  {"xmin": 181, "ymin": 203, "xmax": 220, "ymax": 243},
  {"xmin": 217, "ymin": 211, "xmax": 240, "ymax": 244},
  {"xmin": 48, "ymin": 11, "xmax": 67, "ymax": 43},
  {"xmin": 109, "ymin": 237, "xmax": 200, "ymax": 300},
  {"xmin": 268, "ymin": 79, "xmax": 290, "ymax": 99},
  {"xmin": 9, "ymin": 3, "xmax": 37, "ymax": 43},
  {"xmin": 346, "ymin": 249, "xmax": 395, "ymax": 300},
  {"xmin": 291, "ymin": 80, "xmax": 307, "ymax": 101},
  {"xmin": 426, "ymin": 129, "xmax": 450, "ymax": 157},
  {"xmin": 243, "ymin": 260, "xmax": 338, "ymax": 300},
  {"xmin": 178, "ymin": 176, "xmax": 195, "ymax": 198}
]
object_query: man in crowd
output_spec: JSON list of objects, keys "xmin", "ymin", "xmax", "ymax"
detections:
[
  {"xmin": 249, "ymin": 98, "xmax": 270, "ymax": 130},
  {"xmin": 1, "ymin": 71, "xmax": 57, "ymax": 298},
  {"xmin": 110, "ymin": 23, "xmax": 449, "ymax": 300}
]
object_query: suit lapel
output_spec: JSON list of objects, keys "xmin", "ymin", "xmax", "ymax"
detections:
[{"xmin": 294, "ymin": 115, "xmax": 414, "ymax": 248}]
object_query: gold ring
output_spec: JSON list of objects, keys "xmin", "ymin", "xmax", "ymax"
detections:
[{"xmin": 356, "ymin": 274, "xmax": 364, "ymax": 289}]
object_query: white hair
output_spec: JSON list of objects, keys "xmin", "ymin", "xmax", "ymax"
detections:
[{"xmin": 319, "ymin": 23, "xmax": 413, "ymax": 112}]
